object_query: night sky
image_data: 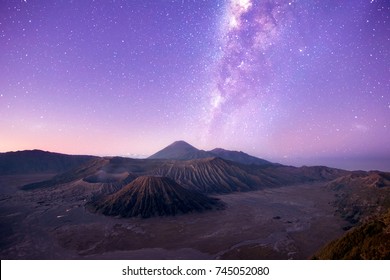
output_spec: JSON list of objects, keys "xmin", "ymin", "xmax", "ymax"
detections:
[{"xmin": 1, "ymin": 0, "xmax": 389, "ymax": 171}]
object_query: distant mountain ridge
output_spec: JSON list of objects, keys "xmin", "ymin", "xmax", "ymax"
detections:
[
  {"xmin": 1, "ymin": 141, "xmax": 368, "ymax": 221},
  {"xmin": 0, "ymin": 149, "xmax": 97, "ymax": 175},
  {"xmin": 148, "ymin": 140, "xmax": 274, "ymax": 166},
  {"xmin": 6, "ymin": 142, "xmax": 348, "ymax": 195},
  {"xmin": 210, "ymin": 148, "xmax": 273, "ymax": 166}
]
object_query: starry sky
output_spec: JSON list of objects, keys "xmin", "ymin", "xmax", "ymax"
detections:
[{"xmin": 1, "ymin": 0, "xmax": 389, "ymax": 171}]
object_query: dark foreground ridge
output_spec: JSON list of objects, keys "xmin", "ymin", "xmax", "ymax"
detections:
[
  {"xmin": 313, "ymin": 210, "xmax": 390, "ymax": 259},
  {"xmin": 88, "ymin": 175, "xmax": 223, "ymax": 218}
]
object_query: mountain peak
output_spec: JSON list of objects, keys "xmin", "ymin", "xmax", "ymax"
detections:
[
  {"xmin": 148, "ymin": 141, "xmax": 212, "ymax": 160},
  {"xmin": 167, "ymin": 140, "xmax": 195, "ymax": 149}
]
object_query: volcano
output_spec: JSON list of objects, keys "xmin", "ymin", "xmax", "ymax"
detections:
[
  {"xmin": 148, "ymin": 140, "xmax": 213, "ymax": 160},
  {"xmin": 152, "ymin": 157, "xmax": 265, "ymax": 193},
  {"xmin": 89, "ymin": 175, "xmax": 222, "ymax": 218}
]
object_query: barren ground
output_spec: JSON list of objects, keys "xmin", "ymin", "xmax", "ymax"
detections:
[{"xmin": 0, "ymin": 175, "xmax": 347, "ymax": 259}]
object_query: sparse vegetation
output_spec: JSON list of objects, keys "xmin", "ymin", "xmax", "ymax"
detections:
[
  {"xmin": 313, "ymin": 211, "xmax": 390, "ymax": 259},
  {"xmin": 313, "ymin": 172, "xmax": 390, "ymax": 259}
]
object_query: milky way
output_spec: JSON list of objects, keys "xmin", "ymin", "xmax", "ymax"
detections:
[
  {"xmin": 204, "ymin": 0, "xmax": 296, "ymax": 144},
  {"xmin": 0, "ymin": 0, "xmax": 389, "ymax": 170}
]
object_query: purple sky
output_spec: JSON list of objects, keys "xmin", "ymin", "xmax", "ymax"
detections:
[{"xmin": 1, "ymin": 0, "xmax": 389, "ymax": 170}]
